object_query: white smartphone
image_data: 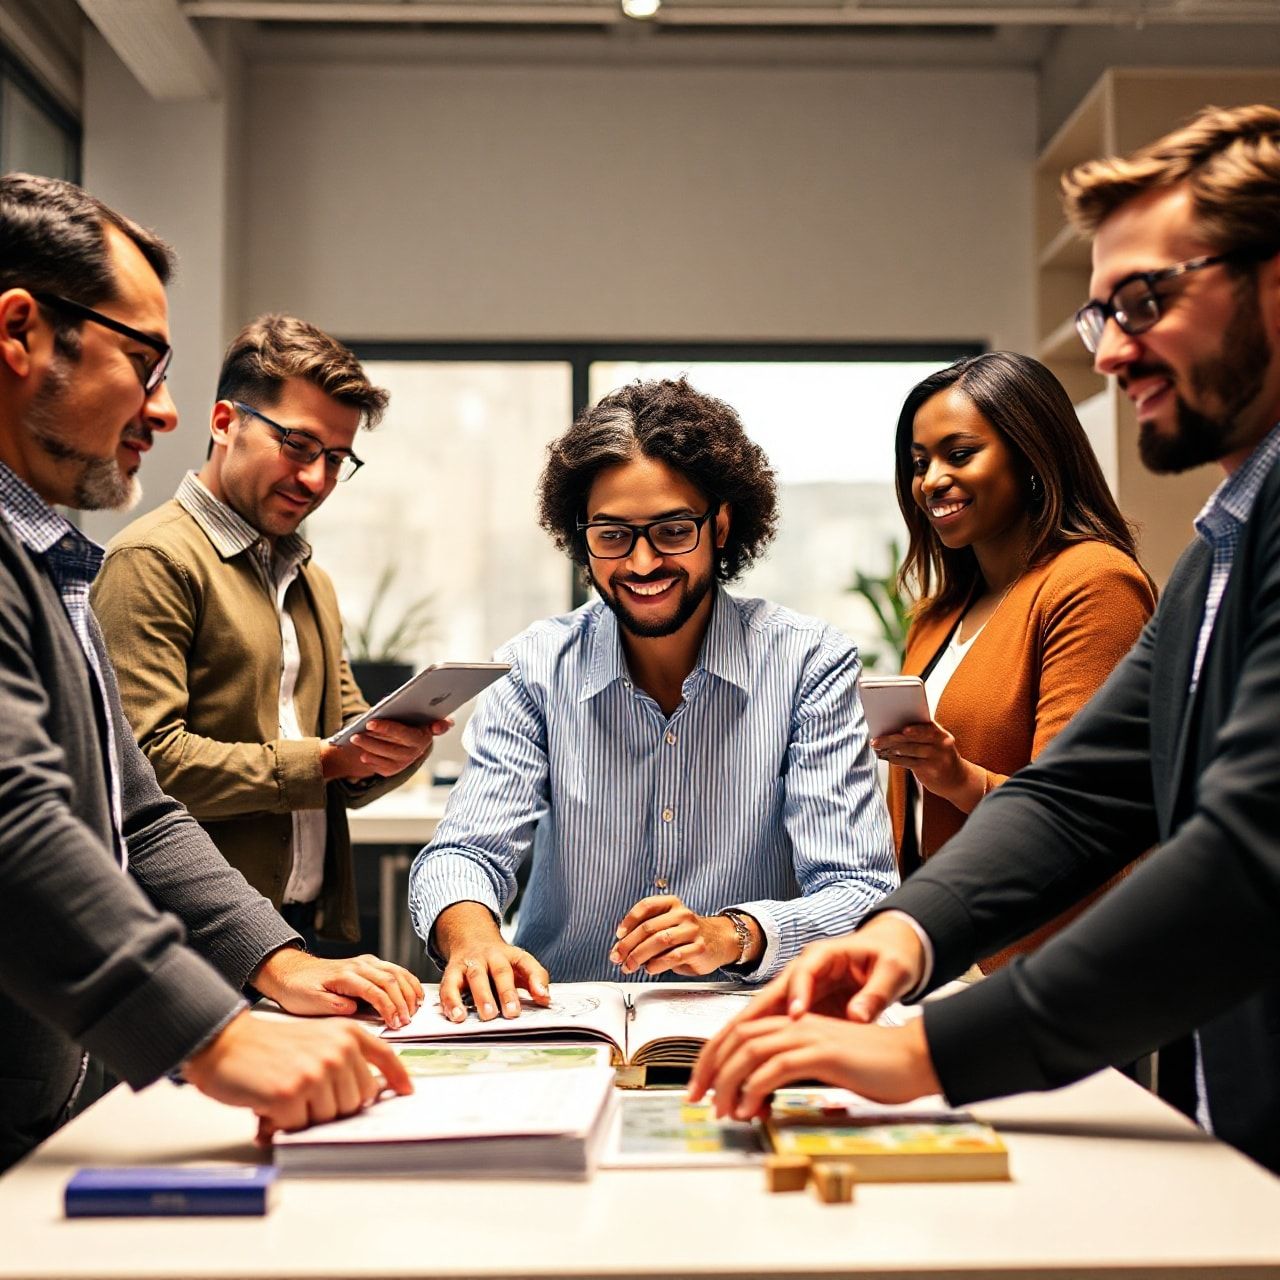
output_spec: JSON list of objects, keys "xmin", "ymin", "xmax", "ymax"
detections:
[
  {"xmin": 858, "ymin": 674, "xmax": 931, "ymax": 738},
  {"xmin": 331, "ymin": 661, "xmax": 511, "ymax": 745}
]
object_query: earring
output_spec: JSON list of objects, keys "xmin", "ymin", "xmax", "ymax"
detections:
[{"xmin": 1029, "ymin": 473, "xmax": 1043, "ymax": 500}]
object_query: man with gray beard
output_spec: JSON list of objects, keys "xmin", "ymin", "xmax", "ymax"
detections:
[{"xmin": 0, "ymin": 173, "xmax": 422, "ymax": 1171}]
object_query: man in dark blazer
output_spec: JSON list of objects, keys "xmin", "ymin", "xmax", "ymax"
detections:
[
  {"xmin": 0, "ymin": 173, "xmax": 421, "ymax": 1172},
  {"xmin": 692, "ymin": 103, "xmax": 1280, "ymax": 1174}
]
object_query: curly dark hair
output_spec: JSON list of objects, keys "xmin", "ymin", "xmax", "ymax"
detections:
[{"xmin": 538, "ymin": 377, "xmax": 778, "ymax": 583}]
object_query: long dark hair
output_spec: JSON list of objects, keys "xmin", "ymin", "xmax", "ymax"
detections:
[{"xmin": 895, "ymin": 351, "xmax": 1147, "ymax": 622}]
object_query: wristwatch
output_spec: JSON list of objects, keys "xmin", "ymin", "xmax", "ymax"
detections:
[{"xmin": 719, "ymin": 909, "xmax": 753, "ymax": 968}]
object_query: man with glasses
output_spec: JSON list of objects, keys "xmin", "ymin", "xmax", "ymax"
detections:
[
  {"xmin": 94, "ymin": 314, "xmax": 441, "ymax": 946},
  {"xmin": 692, "ymin": 104, "xmax": 1280, "ymax": 1175},
  {"xmin": 410, "ymin": 376, "xmax": 897, "ymax": 1022},
  {"xmin": 0, "ymin": 174, "xmax": 424, "ymax": 1171}
]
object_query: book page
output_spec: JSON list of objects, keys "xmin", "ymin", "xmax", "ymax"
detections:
[
  {"xmin": 599, "ymin": 1093, "xmax": 766, "ymax": 1168},
  {"xmin": 274, "ymin": 1065, "xmax": 616, "ymax": 1147},
  {"xmin": 382, "ymin": 981, "xmax": 628, "ymax": 1057},
  {"xmin": 624, "ymin": 984, "xmax": 757, "ymax": 1065}
]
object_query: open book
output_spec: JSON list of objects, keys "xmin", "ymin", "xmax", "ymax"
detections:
[{"xmin": 381, "ymin": 982, "xmax": 758, "ymax": 1069}]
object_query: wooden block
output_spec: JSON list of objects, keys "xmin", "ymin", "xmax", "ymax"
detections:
[
  {"xmin": 764, "ymin": 1154, "xmax": 811, "ymax": 1193},
  {"xmin": 810, "ymin": 1161, "xmax": 857, "ymax": 1204}
]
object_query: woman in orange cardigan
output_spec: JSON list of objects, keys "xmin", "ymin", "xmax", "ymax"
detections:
[{"xmin": 875, "ymin": 351, "xmax": 1155, "ymax": 970}]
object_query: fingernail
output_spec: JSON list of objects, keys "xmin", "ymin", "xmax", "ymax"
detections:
[
  {"xmin": 504, "ymin": 1001, "xmax": 519, "ymax": 1016},
  {"xmin": 735, "ymin": 1105, "xmax": 752, "ymax": 1121},
  {"xmin": 615, "ymin": 927, "xmax": 626, "ymax": 940},
  {"xmin": 789, "ymin": 1000, "xmax": 803, "ymax": 1016},
  {"xmin": 367, "ymin": 721, "xmax": 378, "ymax": 730},
  {"xmin": 482, "ymin": 1002, "xmax": 495, "ymax": 1018},
  {"xmin": 609, "ymin": 949, "xmax": 620, "ymax": 964},
  {"xmin": 450, "ymin": 1007, "xmax": 464, "ymax": 1022}
]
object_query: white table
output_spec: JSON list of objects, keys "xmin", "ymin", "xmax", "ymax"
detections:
[{"xmin": 3, "ymin": 1064, "xmax": 1278, "ymax": 1279}]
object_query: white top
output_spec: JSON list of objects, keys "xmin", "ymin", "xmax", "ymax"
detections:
[
  {"xmin": 911, "ymin": 621, "xmax": 984, "ymax": 852},
  {"xmin": 267, "ymin": 550, "xmax": 327, "ymax": 906}
]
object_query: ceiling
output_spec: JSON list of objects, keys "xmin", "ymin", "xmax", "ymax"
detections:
[{"xmin": 57, "ymin": 0, "xmax": 1280, "ymax": 104}]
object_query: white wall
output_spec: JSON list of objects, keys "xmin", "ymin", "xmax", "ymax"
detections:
[
  {"xmin": 239, "ymin": 56, "xmax": 1036, "ymax": 353},
  {"xmin": 80, "ymin": 27, "xmax": 242, "ymax": 543}
]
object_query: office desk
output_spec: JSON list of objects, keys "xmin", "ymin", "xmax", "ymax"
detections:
[{"xmin": 3, "ymin": 1065, "xmax": 1278, "ymax": 1280}]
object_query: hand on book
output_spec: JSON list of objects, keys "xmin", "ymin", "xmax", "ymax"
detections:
[
  {"xmin": 252, "ymin": 947, "xmax": 425, "ymax": 1030},
  {"xmin": 434, "ymin": 902, "xmax": 551, "ymax": 1022},
  {"xmin": 687, "ymin": 1014, "xmax": 940, "ymax": 1121},
  {"xmin": 609, "ymin": 895, "xmax": 757, "ymax": 976},
  {"xmin": 182, "ymin": 1009, "xmax": 413, "ymax": 1142}
]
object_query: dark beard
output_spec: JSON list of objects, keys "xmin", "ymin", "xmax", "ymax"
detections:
[
  {"xmin": 1138, "ymin": 276, "xmax": 1271, "ymax": 474},
  {"xmin": 591, "ymin": 566, "xmax": 715, "ymax": 639}
]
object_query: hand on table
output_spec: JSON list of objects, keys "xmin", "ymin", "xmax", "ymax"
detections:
[
  {"xmin": 182, "ymin": 1009, "xmax": 412, "ymax": 1144},
  {"xmin": 320, "ymin": 717, "xmax": 450, "ymax": 782},
  {"xmin": 610, "ymin": 895, "xmax": 758, "ymax": 977},
  {"xmin": 434, "ymin": 902, "xmax": 551, "ymax": 1023},
  {"xmin": 688, "ymin": 1013, "xmax": 940, "ymax": 1120},
  {"xmin": 871, "ymin": 718, "xmax": 986, "ymax": 813},
  {"xmin": 252, "ymin": 946, "xmax": 424, "ymax": 1030}
]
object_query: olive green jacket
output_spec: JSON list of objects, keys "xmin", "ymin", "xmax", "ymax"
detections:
[{"xmin": 92, "ymin": 497, "xmax": 419, "ymax": 940}]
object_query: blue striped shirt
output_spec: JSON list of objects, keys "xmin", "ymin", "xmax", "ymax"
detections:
[{"xmin": 409, "ymin": 588, "xmax": 898, "ymax": 983}]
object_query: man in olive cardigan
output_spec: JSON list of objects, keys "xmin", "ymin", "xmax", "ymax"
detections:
[{"xmin": 94, "ymin": 316, "xmax": 439, "ymax": 942}]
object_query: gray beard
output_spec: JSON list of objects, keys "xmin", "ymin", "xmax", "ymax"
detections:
[{"xmin": 26, "ymin": 358, "xmax": 141, "ymax": 511}]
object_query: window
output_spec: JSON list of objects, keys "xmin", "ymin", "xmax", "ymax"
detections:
[
  {"xmin": 0, "ymin": 49, "xmax": 79, "ymax": 180},
  {"xmin": 304, "ymin": 343, "xmax": 977, "ymax": 707}
]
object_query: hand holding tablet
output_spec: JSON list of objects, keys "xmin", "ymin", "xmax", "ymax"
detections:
[{"xmin": 332, "ymin": 661, "xmax": 511, "ymax": 746}]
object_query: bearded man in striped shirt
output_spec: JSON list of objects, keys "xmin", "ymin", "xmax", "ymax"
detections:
[{"xmin": 410, "ymin": 376, "xmax": 898, "ymax": 1022}]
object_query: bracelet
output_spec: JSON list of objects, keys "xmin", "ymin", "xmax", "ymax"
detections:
[{"xmin": 720, "ymin": 909, "xmax": 752, "ymax": 968}]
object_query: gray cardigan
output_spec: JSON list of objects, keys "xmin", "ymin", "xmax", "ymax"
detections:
[{"xmin": 0, "ymin": 516, "xmax": 297, "ymax": 1170}]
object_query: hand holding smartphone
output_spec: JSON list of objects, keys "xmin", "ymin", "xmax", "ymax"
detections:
[{"xmin": 858, "ymin": 675, "xmax": 931, "ymax": 739}]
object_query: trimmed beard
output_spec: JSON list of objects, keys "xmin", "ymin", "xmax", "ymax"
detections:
[
  {"xmin": 26, "ymin": 355, "xmax": 142, "ymax": 511},
  {"xmin": 590, "ymin": 563, "xmax": 715, "ymax": 639},
  {"xmin": 1139, "ymin": 274, "xmax": 1271, "ymax": 475}
]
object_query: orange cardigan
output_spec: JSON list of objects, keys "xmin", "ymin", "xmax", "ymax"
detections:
[{"xmin": 886, "ymin": 540, "xmax": 1155, "ymax": 971}]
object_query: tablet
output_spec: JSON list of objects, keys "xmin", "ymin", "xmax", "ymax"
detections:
[
  {"xmin": 332, "ymin": 661, "xmax": 511, "ymax": 745},
  {"xmin": 858, "ymin": 675, "xmax": 931, "ymax": 739}
]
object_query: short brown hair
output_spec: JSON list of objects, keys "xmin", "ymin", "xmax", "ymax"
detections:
[
  {"xmin": 215, "ymin": 314, "xmax": 388, "ymax": 427},
  {"xmin": 1061, "ymin": 103, "xmax": 1280, "ymax": 256}
]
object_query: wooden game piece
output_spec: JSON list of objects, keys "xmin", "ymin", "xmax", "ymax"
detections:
[
  {"xmin": 764, "ymin": 1154, "xmax": 811, "ymax": 1193},
  {"xmin": 810, "ymin": 1161, "xmax": 857, "ymax": 1204}
]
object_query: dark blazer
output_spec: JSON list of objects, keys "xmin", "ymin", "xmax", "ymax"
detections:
[
  {"xmin": 880, "ymin": 460, "xmax": 1280, "ymax": 1174},
  {"xmin": 0, "ymin": 517, "xmax": 297, "ymax": 1171}
]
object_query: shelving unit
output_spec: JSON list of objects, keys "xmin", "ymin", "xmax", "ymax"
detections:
[{"xmin": 1034, "ymin": 68, "xmax": 1280, "ymax": 584}]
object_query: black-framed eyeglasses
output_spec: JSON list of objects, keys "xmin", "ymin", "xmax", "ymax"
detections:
[
  {"xmin": 1073, "ymin": 251, "xmax": 1256, "ymax": 355},
  {"xmin": 576, "ymin": 507, "xmax": 718, "ymax": 560},
  {"xmin": 33, "ymin": 291, "xmax": 172, "ymax": 394},
  {"xmin": 231, "ymin": 401, "xmax": 364, "ymax": 482}
]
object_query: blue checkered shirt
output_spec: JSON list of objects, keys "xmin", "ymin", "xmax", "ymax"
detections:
[{"xmin": 0, "ymin": 462, "xmax": 126, "ymax": 868}]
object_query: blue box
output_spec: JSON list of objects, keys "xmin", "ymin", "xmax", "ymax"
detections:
[{"xmin": 65, "ymin": 1166, "xmax": 278, "ymax": 1217}]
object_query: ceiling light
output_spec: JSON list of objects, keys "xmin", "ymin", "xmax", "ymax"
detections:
[{"xmin": 621, "ymin": 0, "xmax": 662, "ymax": 19}]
